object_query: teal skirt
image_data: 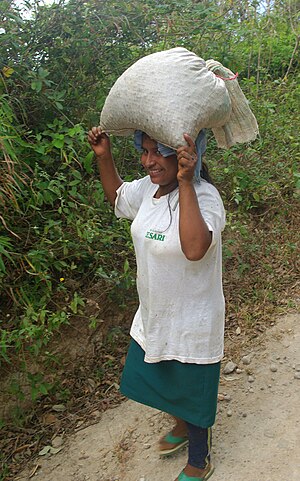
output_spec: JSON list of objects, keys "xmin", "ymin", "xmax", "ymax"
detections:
[{"xmin": 120, "ymin": 339, "xmax": 220, "ymax": 428}]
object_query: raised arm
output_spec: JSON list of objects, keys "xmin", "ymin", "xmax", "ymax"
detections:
[
  {"xmin": 177, "ymin": 134, "xmax": 212, "ymax": 261},
  {"xmin": 88, "ymin": 126, "xmax": 123, "ymax": 206}
]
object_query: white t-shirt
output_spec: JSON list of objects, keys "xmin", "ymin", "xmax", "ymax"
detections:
[{"xmin": 115, "ymin": 176, "xmax": 226, "ymax": 364}]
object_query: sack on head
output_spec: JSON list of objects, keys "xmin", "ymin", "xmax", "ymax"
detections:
[{"xmin": 100, "ymin": 47, "xmax": 258, "ymax": 149}]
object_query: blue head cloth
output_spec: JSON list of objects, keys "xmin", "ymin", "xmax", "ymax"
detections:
[{"xmin": 134, "ymin": 130, "xmax": 207, "ymax": 182}]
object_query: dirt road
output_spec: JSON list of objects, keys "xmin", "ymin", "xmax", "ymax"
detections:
[{"xmin": 18, "ymin": 311, "xmax": 300, "ymax": 481}]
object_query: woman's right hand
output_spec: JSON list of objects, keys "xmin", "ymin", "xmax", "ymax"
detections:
[{"xmin": 88, "ymin": 126, "xmax": 111, "ymax": 159}]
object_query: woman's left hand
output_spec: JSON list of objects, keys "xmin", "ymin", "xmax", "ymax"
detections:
[{"xmin": 177, "ymin": 133, "xmax": 197, "ymax": 183}]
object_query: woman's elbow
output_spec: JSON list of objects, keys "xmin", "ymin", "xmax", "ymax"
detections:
[
  {"xmin": 182, "ymin": 246, "xmax": 208, "ymax": 261},
  {"xmin": 181, "ymin": 234, "xmax": 212, "ymax": 261}
]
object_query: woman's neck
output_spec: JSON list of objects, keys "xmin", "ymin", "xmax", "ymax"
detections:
[{"xmin": 154, "ymin": 180, "xmax": 179, "ymax": 198}]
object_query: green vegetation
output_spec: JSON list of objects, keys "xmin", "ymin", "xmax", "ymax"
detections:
[{"xmin": 0, "ymin": 0, "xmax": 299, "ymax": 477}]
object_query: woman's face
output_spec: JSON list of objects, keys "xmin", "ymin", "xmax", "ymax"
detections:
[{"xmin": 141, "ymin": 135, "xmax": 178, "ymax": 195}]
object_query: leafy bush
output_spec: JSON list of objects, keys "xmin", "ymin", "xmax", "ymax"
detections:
[{"xmin": 0, "ymin": 97, "xmax": 135, "ymax": 368}]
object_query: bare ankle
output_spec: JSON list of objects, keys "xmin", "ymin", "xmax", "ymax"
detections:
[{"xmin": 172, "ymin": 417, "xmax": 187, "ymax": 436}]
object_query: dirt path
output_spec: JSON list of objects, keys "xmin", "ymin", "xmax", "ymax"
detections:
[{"xmin": 18, "ymin": 311, "xmax": 300, "ymax": 481}]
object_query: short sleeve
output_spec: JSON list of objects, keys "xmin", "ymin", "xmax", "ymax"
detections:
[
  {"xmin": 114, "ymin": 176, "xmax": 153, "ymax": 220},
  {"xmin": 196, "ymin": 182, "xmax": 226, "ymax": 246}
]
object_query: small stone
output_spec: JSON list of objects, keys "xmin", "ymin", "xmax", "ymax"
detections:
[
  {"xmin": 270, "ymin": 364, "xmax": 278, "ymax": 372},
  {"xmin": 218, "ymin": 394, "xmax": 225, "ymax": 401},
  {"xmin": 79, "ymin": 454, "xmax": 89, "ymax": 460},
  {"xmin": 295, "ymin": 364, "xmax": 300, "ymax": 372},
  {"xmin": 227, "ymin": 409, "xmax": 233, "ymax": 417},
  {"xmin": 294, "ymin": 372, "xmax": 300, "ymax": 380},
  {"xmin": 241, "ymin": 355, "xmax": 251, "ymax": 365},
  {"xmin": 242, "ymin": 413, "xmax": 247, "ymax": 417},
  {"xmin": 236, "ymin": 368, "xmax": 243, "ymax": 374},
  {"xmin": 248, "ymin": 388, "xmax": 254, "ymax": 393},
  {"xmin": 248, "ymin": 375, "xmax": 255, "ymax": 383},
  {"xmin": 52, "ymin": 436, "xmax": 63, "ymax": 448},
  {"xmin": 224, "ymin": 394, "xmax": 232, "ymax": 401},
  {"xmin": 223, "ymin": 361, "xmax": 237, "ymax": 374}
]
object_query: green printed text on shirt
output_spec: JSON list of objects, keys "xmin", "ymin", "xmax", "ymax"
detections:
[{"xmin": 145, "ymin": 231, "xmax": 166, "ymax": 242}]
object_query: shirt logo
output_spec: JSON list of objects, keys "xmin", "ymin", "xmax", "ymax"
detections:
[{"xmin": 145, "ymin": 231, "xmax": 166, "ymax": 242}]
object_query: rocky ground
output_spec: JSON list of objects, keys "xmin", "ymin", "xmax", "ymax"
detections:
[{"xmin": 17, "ymin": 310, "xmax": 300, "ymax": 481}]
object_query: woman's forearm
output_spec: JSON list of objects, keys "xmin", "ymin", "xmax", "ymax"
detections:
[
  {"xmin": 178, "ymin": 181, "xmax": 212, "ymax": 261},
  {"xmin": 96, "ymin": 154, "xmax": 123, "ymax": 206}
]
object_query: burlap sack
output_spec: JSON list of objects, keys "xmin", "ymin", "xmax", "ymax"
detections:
[
  {"xmin": 100, "ymin": 47, "xmax": 258, "ymax": 149},
  {"xmin": 100, "ymin": 47, "xmax": 232, "ymax": 148}
]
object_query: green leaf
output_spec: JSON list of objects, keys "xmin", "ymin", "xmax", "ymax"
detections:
[
  {"xmin": 39, "ymin": 383, "xmax": 49, "ymax": 395},
  {"xmin": 0, "ymin": 256, "xmax": 6, "ymax": 273},
  {"xmin": 2, "ymin": 66, "xmax": 14, "ymax": 78},
  {"xmin": 83, "ymin": 151, "xmax": 94, "ymax": 174},
  {"xmin": 31, "ymin": 386, "xmax": 40, "ymax": 400},
  {"xmin": 55, "ymin": 102, "xmax": 64, "ymax": 110},
  {"xmin": 52, "ymin": 138, "xmax": 64, "ymax": 148},
  {"xmin": 38, "ymin": 67, "xmax": 49, "ymax": 79},
  {"xmin": 31, "ymin": 80, "xmax": 43, "ymax": 92},
  {"xmin": 124, "ymin": 259, "xmax": 129, "ymax": 273}
]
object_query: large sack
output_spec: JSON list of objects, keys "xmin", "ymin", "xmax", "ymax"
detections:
[
  {"xmin": 100, "ymin": 47, "xmax": 258, "ymax": 149},
  {"xmin": 100, "ymin": 47, "xmax": 232, "ymax": 149}
]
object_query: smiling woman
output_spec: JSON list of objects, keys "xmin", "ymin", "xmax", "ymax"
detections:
[
  {"xmin": 88, "ymin": 125, "xmax": 225, "ymax": 481},
  {"xmin": 140, "ymin": 135, "xmax": 179, "ymax": 197}
]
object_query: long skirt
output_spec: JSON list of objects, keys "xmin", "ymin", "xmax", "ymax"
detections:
[{"xmin": 120, "ymin": 339, "xmax": 220, "ymax": 428}]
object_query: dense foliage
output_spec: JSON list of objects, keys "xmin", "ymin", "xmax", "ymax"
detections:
[{"xmin": 0, "ymin": 0, "xmax": 299, "ymax": 416}]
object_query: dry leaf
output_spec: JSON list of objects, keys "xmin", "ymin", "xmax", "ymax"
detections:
[
  {"xmin": 42, "ymin": 413, "xmax": 59, "ymax": 425},
  {"xmin": 52, "ymin": 404, "xmax": 66, "ymax": 412},
  {"xmin": 49, "ymin": 446, "xmax": 62, "ymax": 454},
  {"xmin": 38, "ymin": 445, "xmax": 62, "ymax": 456},
  {"xmin": 39, "ymin": 445, "xmax": 51, "ymax": 456}
]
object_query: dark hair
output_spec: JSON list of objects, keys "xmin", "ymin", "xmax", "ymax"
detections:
[{"xmin": 200, "ymin": 161, "xmax": 214, "ymax": 185}]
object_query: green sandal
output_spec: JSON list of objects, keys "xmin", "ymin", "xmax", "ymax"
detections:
[
  {"xmin": 177, "ymin": 464, "xmax": 214, "ymax": 481},
  {"xmin": 158, "ymin": 432, "xmax": 189, "ymax": 456}
]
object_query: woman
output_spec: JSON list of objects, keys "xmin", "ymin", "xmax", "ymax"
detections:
[{"xmin": 88, "ymin": 126, "xmax": 226, "ymax": 481}]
